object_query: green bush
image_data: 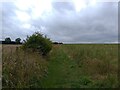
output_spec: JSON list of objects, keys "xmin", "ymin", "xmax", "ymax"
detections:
[{"xmin": 22, "ymin": 32, "xmax": 52, "ymax": 56}]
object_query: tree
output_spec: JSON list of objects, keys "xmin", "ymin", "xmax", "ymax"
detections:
[
  {"xmin": 5, "ymin": 37, "xmax": 11, "ymax": 44},
  {"xmin": 15, "ymin": 38, "xmax": 21, "ymax": 44},
  {"xmin": 22, "ymin": 32, "xmax": 52, "ymax": 56}
]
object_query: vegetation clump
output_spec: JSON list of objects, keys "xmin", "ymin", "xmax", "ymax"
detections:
[
  {"xmin": 5, "ymin": 37, "xmax": 11, "ymax": 44},
  {"xmin": 22, "ymin": 32, "xmax": 52, "ymax": 56},
  {"xmin": 15, "ymin": 38, "xmax": 21, "ymax": 44}
]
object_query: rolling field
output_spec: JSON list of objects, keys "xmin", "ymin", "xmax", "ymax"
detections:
[{"xmin": 2, "ymin": 44, "xmax": 118, "ymax": 88}]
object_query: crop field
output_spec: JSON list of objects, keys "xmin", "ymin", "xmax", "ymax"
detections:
[{"xmin": 2, "ymin": 44, "xmax": 118, "ymax": 88}]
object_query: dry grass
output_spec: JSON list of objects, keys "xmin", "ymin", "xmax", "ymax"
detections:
[
  {"xmin": 2, "ymin": 44, "xmax": 118, "ymax": 88},
  {"xmin": 61, "ymin": 44, "xmax": 118, "ymax": 88},
  {"xmin": 2, "ymin": 45, "xmax": 48, "ymax": 88}
]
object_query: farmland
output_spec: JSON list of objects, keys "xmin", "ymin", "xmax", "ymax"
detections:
[{"xmin": 2, "ymin": 44, "xmax": 118, "ymax": 88}]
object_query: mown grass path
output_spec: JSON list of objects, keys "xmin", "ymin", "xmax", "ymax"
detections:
[
  {"xmin": 41, "ymin": 45, "xmax": 81, "ymax": 88},
  {"xmin": 41, "ymin": 45, "xmax": 93, "ymax": 88}
]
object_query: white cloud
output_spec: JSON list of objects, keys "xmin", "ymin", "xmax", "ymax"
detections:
[
  {"xmin": 1, "ymin": 1, "xmax": 118, "ymax": 43},
  {"xmin": 22, "ymin": 23, "xmax": 31, "ymax": 29},
  {"xmin": 15, "ymin": 10, "xmax": 31, "ymax": 22}
]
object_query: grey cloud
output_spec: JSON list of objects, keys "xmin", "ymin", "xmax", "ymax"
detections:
[
  {"xmin": 44, "ymin": 2, "xmax": 118, "ymax": 43},
  {"xmin": 1, "ymin": 1, "xmax": 118, "ymax": 43},
  {"xmin": 2, "ymin": 2, "xmax": 19, "ymax": 40},
  {"xmin": 2, "ymin": 2, "xmax": 34, "ymax": 40},
  {"xmin": 52, "ymin": 2, "xmax": 75, "ymax": 13}
]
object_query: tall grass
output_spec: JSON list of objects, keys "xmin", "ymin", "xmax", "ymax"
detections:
[
  {"xmin": 2, "ymin": 45, "xmax": 48, "ymax": 88},
  {"xmin": 2, "ymin": 44, "xmax": 118, "ymax": 88},
  {"xmin": 40, "ymin": 44, "xmax": 118, "ymax": 88},
  {"xmin": 61, "ymin": 44, "xmax": 118, "ymax": 88}
]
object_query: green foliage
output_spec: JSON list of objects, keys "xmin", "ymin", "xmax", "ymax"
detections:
[
  {"xmin": 22, "ymin": 32, "xmax": 52, "ymax": 55},
  {"xmin": 5, "ymin": 37, "xmax": 11, "ymax": 43},
  {"xmin": 79, "ymin": 76, "xmax": 92, "ymax": 86},
  {"xmin": 15, "ymin": 38, "xmax": 21, "ymax": 44}
]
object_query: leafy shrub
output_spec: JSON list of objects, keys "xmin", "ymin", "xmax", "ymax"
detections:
[{"xmin": 22, "ymin": 32, "xmax": 52, "ymax": 55}]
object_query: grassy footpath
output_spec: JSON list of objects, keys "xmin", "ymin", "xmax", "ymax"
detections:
[{"xmin": 41, "ymin": 45, "xmax": 80, "ymax": 88}]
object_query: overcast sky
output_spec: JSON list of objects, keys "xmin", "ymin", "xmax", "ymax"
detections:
[{"xmin": 1, "ymin": 0, "xmax": 118, "ymax": 43}]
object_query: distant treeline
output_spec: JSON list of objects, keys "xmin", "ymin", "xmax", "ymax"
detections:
[
  {"xmin": 0, "ymin": 41, "xmax": 22, "ymax": 44},
  {"xmin": 1, "ymin": 37, "xmax": 63, "ymax": 45},
  {"xmin": 0, "ymin": 41, "xmax": 63, "ymax": 45},
  {"xmin": 53, "ymin": 42, "xmax": 63, "ymax": 44},
  {"xmin": 0, "ymin": 37, "xmax": 22, "ymax": 44}
]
